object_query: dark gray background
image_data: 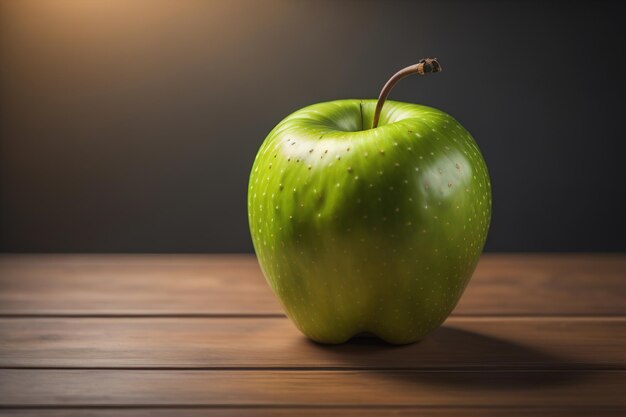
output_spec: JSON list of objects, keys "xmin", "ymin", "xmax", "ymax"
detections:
[{"xmin": 1, "ymin": 0, "xmax": 625, "ymax": 253}]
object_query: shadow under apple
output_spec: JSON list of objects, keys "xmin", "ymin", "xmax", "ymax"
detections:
[{"xmin": 306, "ymin": 325, "xmax": 602, "ymax": 388}]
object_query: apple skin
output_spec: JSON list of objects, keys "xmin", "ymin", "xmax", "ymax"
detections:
[{"xmin": 248, "ymin": 99, "xmax": 491, "ymax": 344}]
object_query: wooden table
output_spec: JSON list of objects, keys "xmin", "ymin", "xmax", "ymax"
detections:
[{"xmin": 0, "ymin": 254, "xmax": 624, "ymax": 416}]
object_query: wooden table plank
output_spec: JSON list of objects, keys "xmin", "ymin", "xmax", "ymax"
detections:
[
  {"xmin": 1, "ymin": 254, "xmax": 625, "ymax": 414},
  {"xmin": 0, "ymin": 255, "xmax": 281, "ymax": 316},
  {"xmin": 0, "ymin": 254, "xmax": 624, "ymax": 316},
  {"xmin": 0, "ymin": 317, "xmax": 623, "ymax": 369},
  {"xmin": 0, "ymin": 369, "xmax": 623, "ymax": 407},
  {"xmin": 1, "ymin": 409, "xmax": 625, "ymax": 417}
]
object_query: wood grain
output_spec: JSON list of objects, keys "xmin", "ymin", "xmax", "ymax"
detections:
[
  {"xmin": 0, "ymin": 255, "xmax": 281, "ymax": 316},
  {"xmin": 1, "ymin": 254, "xmax": 624, "ymax": 414},
  {"xmin": 0, "ymin": 317, "xmax": 623, "ymax": 369},
  {"xmin": 0, "ymin": 254, "xmax": 624, "ymax": 316},
  {"xmin": 0, "ymin": 369, "xmax": 624, "ymax": 407},
  {"xmin": 1, "ymin": 409, "xmax": 624, "ymax": 417}
]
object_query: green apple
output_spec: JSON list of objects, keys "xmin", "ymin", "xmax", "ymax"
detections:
[{"xmin": 248, "ymin": 59, "xmax": 491, "ymax": 344}]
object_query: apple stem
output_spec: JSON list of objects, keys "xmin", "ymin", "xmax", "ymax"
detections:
[{"xmin": 371, "ymin": 58, "xmax": 442, "ymax": 129}]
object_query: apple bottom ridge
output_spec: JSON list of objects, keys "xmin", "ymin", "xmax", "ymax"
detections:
[
  {"xmin": 282, "ymin": 295, "xmax": 454, "ymax": 346},
  {"xmin": 308, "ymin": 330, "xmax": 427, "ymax": 346}
]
